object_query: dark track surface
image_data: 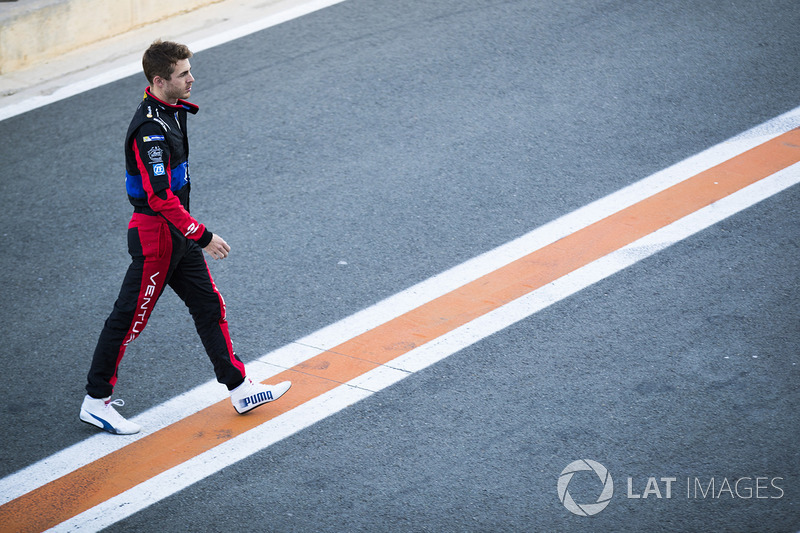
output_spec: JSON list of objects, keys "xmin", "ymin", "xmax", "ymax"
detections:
[{"xmin": 1, "ymin": 0, "xmax": 798, "ymax": 530}]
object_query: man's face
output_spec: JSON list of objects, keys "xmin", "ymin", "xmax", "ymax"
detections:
[{"xmin": 160, "ymin": 59, "xmax": 194, "ymax": 103}]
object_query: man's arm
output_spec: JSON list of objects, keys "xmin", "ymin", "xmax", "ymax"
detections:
[{"xmin": 131, "ymin": 123, "xmax": 213, "ymax": 248}]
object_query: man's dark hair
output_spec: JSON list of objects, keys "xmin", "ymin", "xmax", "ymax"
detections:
[{"xmin": 142, "ymin": 40, "xmax": 193, "ymax": 84}]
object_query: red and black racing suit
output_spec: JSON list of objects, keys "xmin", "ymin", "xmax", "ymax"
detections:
[{"xmin": 86, "ymin": 88, "xmax": 246, "ymax": 399}]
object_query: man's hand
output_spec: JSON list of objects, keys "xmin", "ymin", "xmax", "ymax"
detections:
[{"xmin": 203, "ymin": 233, "xmax": 231, "ymax": 260}]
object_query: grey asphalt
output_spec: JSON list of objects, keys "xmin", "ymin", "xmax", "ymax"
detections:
[{"xmin": 0, "ymin": 0, "xmax": 798, "ymax": 531}]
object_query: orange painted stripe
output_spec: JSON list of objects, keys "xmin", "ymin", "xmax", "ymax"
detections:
[{"xmin": 2, "ymin": 128, "xmax": 799, "ymax": 532}]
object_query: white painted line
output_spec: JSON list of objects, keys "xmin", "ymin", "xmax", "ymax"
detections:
[
  {"xmin": 189, "ymin": 0, "xmax": 348, "ymax": 54},
  {"xmin": 50, "ymin": 160, "xmax": 800, "ymax": 532},
  {"xmin": 48, "ymin": 385, "xmax": 375, "ymax": 532},
  {"xmin": 0, "ymin": 0, "xmax": 347, "ymax": 122},
  {"xmin": 2, "ymin": 105, "xmax": 798, "ymax": 511}
]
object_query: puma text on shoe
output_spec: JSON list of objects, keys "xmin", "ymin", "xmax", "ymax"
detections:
[
  {"xmin": 79, "ymin": 395, "xmax": 141, "ymax": 435},
  {"xmin": 242, "ymin": 389, "xmax": 273, "ymax": 408},
  {"xmin": 230, "ymin": 377, "xmax": 291, "ymax": 414}
]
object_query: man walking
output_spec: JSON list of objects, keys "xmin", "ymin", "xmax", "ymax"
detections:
[{"xmin": 80, "ymin": 40, "xmax": 289, "ymax": 435}]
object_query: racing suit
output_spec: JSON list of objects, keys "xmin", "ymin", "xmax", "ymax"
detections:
[{"xmin": 86, "ymin": 88, "xmax": 246, "ymax": 399}]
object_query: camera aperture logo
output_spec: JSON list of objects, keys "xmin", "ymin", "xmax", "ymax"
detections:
[{"xmin": 558, "ymin": 459, "xmax": 614, "ymax": 516}]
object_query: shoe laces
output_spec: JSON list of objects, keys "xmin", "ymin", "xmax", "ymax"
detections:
[{"xmin": 106, "ymin": 399, "xmax": 125, "ymax": 408}]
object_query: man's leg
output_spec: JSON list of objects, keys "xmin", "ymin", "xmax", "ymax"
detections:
[
  {"xmin": 86, "ymin": 215, "xmax": 172, "ymax": 398},
  {"xmin": 169, "ymin": 241, "xmax": 290, "ymax": 413},
  {"xmin": 168, "ymin": 241, "xmax": 246, "ymax": 390},
  {"xmin": 85, "ymin": 258, "xmax": 144, "ymax": 399}
]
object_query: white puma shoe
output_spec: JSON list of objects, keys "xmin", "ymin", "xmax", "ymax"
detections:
[
  {"xmin": 230, "ymin": 377, "xmax": 291, "ymax": 414},
  {"xmin": 80, "ymin": 395, "xmax": 141, "ymax": 435}
]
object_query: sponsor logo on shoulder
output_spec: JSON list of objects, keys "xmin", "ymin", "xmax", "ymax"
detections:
[
  {"xmin": 153, "ymin": 163, "xmax": 165, "ymax": 176},
  {"xmin": 143, "ymin": 135, "xmax": 165, "ymax": 142},
  {"xmin": 147, "ymin": 146, "xmax": 163, "ymax": 163}
]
